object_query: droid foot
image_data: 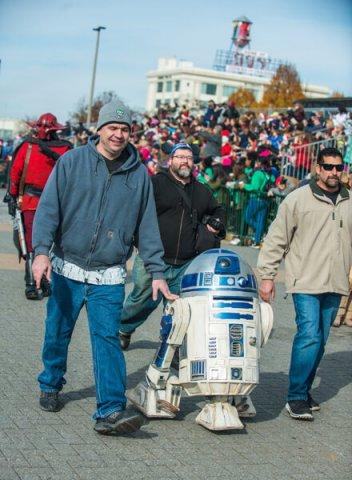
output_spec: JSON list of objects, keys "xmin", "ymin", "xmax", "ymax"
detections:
[
  {"xmin": 127, "ymin": 379, "xmax": 181, "ymax": 419},
  {"xmin": 196, "ymin": 401, "xmax": 244, "ymax": 431}
]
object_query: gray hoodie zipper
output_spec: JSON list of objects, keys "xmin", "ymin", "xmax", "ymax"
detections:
[{"xmin": 86, "ymin": 166, "xmax": 113, "ymax": 268}]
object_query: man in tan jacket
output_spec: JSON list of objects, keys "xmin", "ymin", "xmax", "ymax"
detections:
[{"xmin": 257, "ymin": 147, "xmax": 351, "ymax": 421}]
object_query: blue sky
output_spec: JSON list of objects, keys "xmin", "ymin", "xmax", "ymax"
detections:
[{"xmin": 0, "ymin": 0, "xmax": 351, "ymax": 121}]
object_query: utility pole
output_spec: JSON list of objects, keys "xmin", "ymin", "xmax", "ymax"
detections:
[{"xmin": 87, "ymin": 26, "xmax": 106, "ymax": 128}]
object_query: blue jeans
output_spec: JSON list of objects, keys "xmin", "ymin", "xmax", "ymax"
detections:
[
  {"xmin": 120, "ymin": 255, "xmax": 191, "ymax": 334},
  {"xmin": 38, "ymin": 271, "xmax": 126, "ymax": 419},
  {"xmin": 287, "ymin": 293, "xmax": 341, "ymax": 401},
  {"xmin": 244, "ymin": 197, "xmax": 268, "ymax": 244}
]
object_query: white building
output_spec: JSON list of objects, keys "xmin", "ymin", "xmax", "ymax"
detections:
[
  {"xmin": 146, "ymin": 57, "xmax": 331, "ymax": 112},
  {"xmin": 0, "ymin": 118, "xmax": 27, "ymax": 141}
]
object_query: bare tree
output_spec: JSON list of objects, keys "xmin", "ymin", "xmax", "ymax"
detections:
[{"xmin": 70, "ymin": 91, "xmax": 122, "ymax": 124}]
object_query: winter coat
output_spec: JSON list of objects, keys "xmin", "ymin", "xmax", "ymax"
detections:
[
  {"xmin": 9, "ymin": 136, "xmax": 72, "ymax": 210},
  {"xmin": 257, "ymin": 180, "xmax": 352, "ymax": 295},
  {"xmin": 152, "ymin": 171, "xmax": 226, "ymax": 265},
  {"xmin": 33, "ymin": 137, "xmax": 165, "ymax": 278}
]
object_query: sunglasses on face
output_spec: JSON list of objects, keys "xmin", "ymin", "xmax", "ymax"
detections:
[{"xmin": 320, "ymin": 163, "xmax": 344, "ymax": 172}]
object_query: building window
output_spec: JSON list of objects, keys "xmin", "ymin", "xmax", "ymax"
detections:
[
  {"xmin": 155, "ymin": 100, "xmax": 161, "ymax": 108},
  {"xmin": 166, "ymin": 81, "xmax": 172, "ymax": 92},
  {"xmin": 157, "ymin": 82, "xmax": 163, "ymax": 93},
  {"xmin": 201, "ymin": 83, "xmax": 217, "ymax": 95},
  {"xmin": 223, "ymin": 85, "xmax": 237, "ymax": 97},
  {"xmin": 175, "ymin": 80, "xmax": 180, "ymax": 92}
]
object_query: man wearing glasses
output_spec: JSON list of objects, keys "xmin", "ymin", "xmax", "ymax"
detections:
[
  {"xmin": 257, "ymin": 147, "xmax": 351, "ymax": 421},
  {"xmin": 119, "ymin": 143, "xmax": 226, "ymax": 350}
]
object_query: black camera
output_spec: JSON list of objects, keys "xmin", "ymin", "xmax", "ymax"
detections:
[
  {"xmin": 203, "ymin": 215, "xmax": 226, "ymax": 239},
  {"xmin": 206, "ymin": 216, "xmax": 222, "ymax": 231}
]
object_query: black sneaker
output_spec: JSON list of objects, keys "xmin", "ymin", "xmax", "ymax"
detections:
[
  {"xmin": 119, "ymin": 331, "xmax": 132, "ymax": 350},
  {"xmin": 308, "ymin": 393, "xmax": 320, "ymax": 411},
  {"xmin": 39, "ymin": 392, "xmax": 63, "ymax": 412},
  {"xmin": 94, "ymin": 408, "xmax": 147, "ymax": 435},
  {"xmin": 285, "ymin": 400, "xmax": 313, "ymax": 421}
]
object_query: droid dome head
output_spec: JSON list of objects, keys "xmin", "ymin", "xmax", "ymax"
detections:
[{"xmin": 180, "ymin": 248, "xmax": 258, "ymax": 298}]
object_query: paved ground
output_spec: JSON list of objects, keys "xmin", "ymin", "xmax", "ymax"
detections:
[{"xmin": 0, "ymin": 192, "xmax": 351, "ymax": 480}]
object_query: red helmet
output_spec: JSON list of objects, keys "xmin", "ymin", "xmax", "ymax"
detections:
[{"xmin": 29, "ymin": 113, "xmax": 65, "ymax": 139}]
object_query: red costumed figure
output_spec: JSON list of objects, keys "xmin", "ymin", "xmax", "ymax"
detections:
[{"xmin": 6, "ymin": 113, "xmax": 72, "ymax": 299}]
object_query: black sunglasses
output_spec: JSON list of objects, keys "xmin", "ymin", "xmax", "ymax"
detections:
[{"xmin": 320, "ymin": 163, "xmax": 344, "ymax": 172}]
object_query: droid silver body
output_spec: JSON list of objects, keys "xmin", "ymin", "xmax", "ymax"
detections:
[{"xmin": 128, "ymin": 249, "xmax": 273, "ymax": 431}]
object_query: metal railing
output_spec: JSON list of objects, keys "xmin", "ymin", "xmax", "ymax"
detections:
[
  {"xmin": 280, "ymin": 136, "xmax": 347, "ymax": 181},
  {"xmin": 216, "ymin": 188, "xmax": 281, "ymax": 245}
]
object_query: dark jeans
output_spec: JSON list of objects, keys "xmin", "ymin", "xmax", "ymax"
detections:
[
  {"xmin": 38, "ymin": 272, "xmax": 126, "ymax": 419},
  {"xmin": 287, "ymin": 292, "xmax": 341, "ymax": 401},
  {"xmin": 244, "ymin": 197, "xmax": 268, "ymax": 244},
  {"xmin": 120, "ymin": 255, "xmax": 191, "ymax": 334}
]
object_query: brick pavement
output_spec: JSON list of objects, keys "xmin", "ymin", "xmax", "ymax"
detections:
[{"xmin": 0, "ymin": 193, "xmax": 351, "ymax": 480}]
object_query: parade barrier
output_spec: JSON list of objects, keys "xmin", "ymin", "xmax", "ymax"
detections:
[
  {"xmin": 217, "ymin": 188, "xmax": 281, "ymax": 245},
  {"xmin": 280, "ymin": 136, "xmax": 346, "ymax": 181}
]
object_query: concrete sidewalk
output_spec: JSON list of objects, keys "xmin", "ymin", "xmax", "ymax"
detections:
[{"xmin": 0, "ymin": 196, "xmax": 351, "ymax": 480}]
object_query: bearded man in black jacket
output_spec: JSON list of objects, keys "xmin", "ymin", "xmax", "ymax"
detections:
[{"xmin": 119, "ymin": 143, "xmax": 226, "ymax": 349}]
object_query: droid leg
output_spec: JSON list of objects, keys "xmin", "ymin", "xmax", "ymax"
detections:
[
  {"xmin": 196, "ymin": 396, "xmax": 244, "ymax": 431},
  {"xmin": 127, "ymin": 299, "xmax": 191, "ymax": 418}
]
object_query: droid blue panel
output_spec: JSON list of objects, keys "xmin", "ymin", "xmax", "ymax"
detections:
[
  {"xmin": 231, "ymin": 367, "xmax": 243, "ymax": 380},
  {"xmin": 229, "ymin": 324, "xmax": 244, "ymax": 357},
  {"xmin": 214, "ymin": 256, "xmax": 240, "ymax": 275},
  {"xmin": 181, "ymin": 273, "xmax": 198, "ymax": 289},
  {"xmin": 154, "ymin": 314, "xmax": 173, "ymax": 368},
  {"xmin": 214, "ymin": 312, "xmax": 254, "ymax": 321},
  {"xmin": 191, "ymin": 360, "xmax": 206, "ymax": 380},
  {"xmin": 213, "ymin": 301, "xmax": 253, "ymax": 310}
]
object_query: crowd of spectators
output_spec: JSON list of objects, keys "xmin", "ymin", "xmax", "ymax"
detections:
[
  {"xmin": 1, "ymin": 101, "xmax": 351, "ymax": 245},
  {"xmin": 120, "ymin": 100, "xmax": 352, "ymax": 245},
  {"xmin": 128, "ymin": 101, "xmax": 351, "ymax": 180}
]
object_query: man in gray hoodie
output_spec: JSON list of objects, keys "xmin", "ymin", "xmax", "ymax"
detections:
[{"xmin": 32, "ymin": 100, "xmax": 176, "ymax": 435}]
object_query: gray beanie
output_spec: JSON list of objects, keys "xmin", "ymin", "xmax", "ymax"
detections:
[{"xmin": 97, "ymin": 100, "xmax": 132, "ymax": 130}]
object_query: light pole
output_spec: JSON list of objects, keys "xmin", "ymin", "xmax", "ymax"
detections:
[{"xmin": 87, "ymin": 26, "xmax": 106, "ymax": 128}]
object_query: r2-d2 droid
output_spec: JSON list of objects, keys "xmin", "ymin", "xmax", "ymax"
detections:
[{"xmin": 128, "ymin": 249, "xmax": 273, "ymax": 431}]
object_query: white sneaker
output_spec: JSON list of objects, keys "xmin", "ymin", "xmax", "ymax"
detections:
[{"xmin": 230, "ymin": 238, "xmax": 241, "ymax": 246}]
